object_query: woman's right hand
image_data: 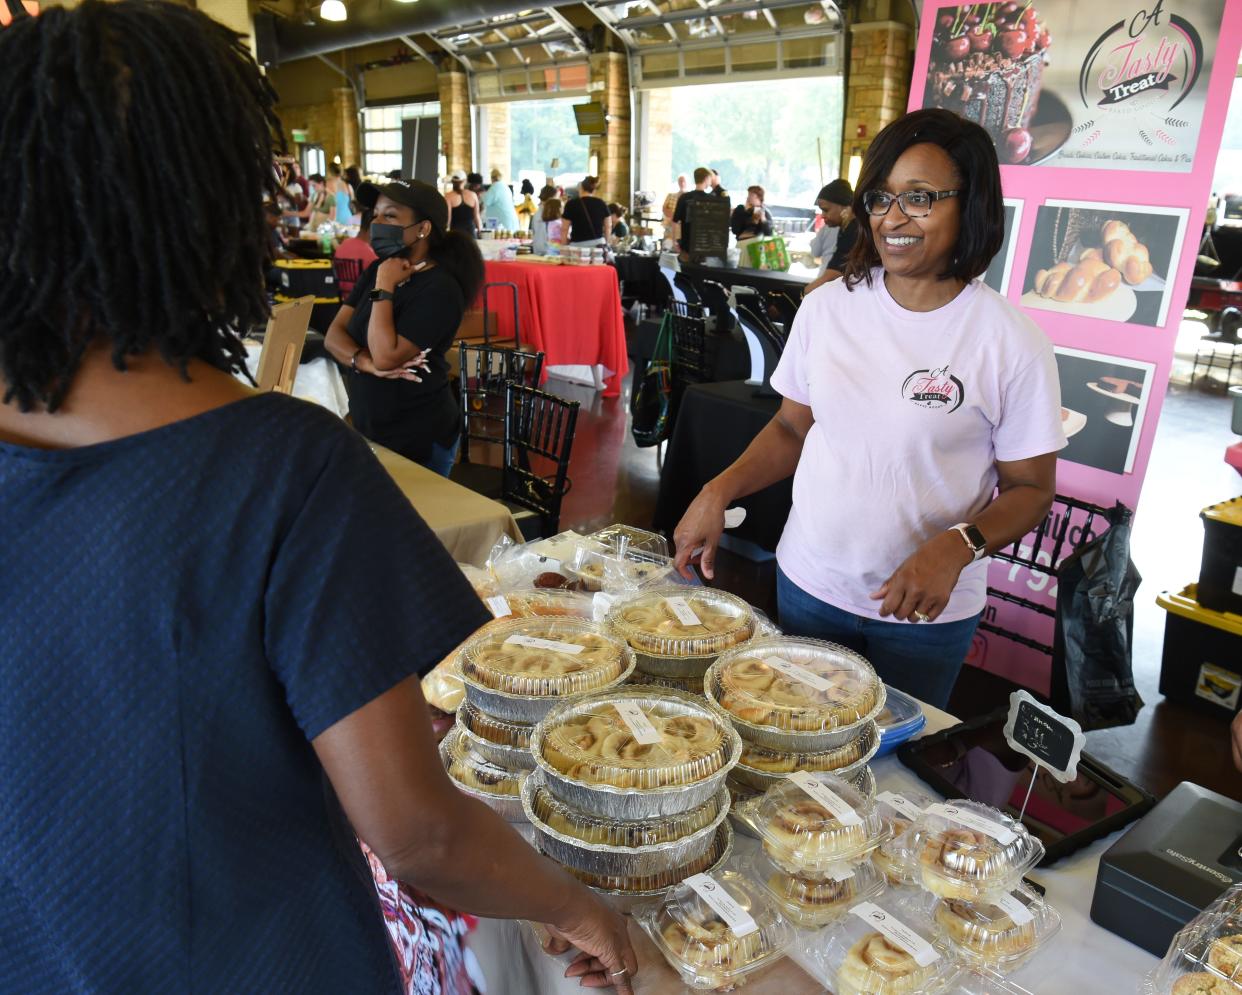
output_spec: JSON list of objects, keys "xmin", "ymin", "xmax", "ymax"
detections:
[
  {"xmin": 673, "ymin": 483, "xmax": 729, "ymax": 581},
  {"xmin": 543, "ymin": 891, "xmax": 638, "ymax": 992}
]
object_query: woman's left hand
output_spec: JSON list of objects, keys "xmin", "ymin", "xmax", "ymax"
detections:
[
  {"xmin": 376, "ymin": 255, "xmax": 415, "ymax": 292},
  {"xmin": 869, "ymin": 531, "xmax": 973, "ymax": 622}
]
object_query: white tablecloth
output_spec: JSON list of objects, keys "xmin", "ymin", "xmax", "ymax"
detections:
[
  {"xmin": 470, "ymin": 702, "xmax": 1158, "ymax": 994},
  {"xmin": 242, "ymin": 343, "xmax": 349, "ymax": 418}
]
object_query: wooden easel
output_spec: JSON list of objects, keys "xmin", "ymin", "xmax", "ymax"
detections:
[{"xmin": 255, "ymin": 295, "xmax": 314, "ymax": 394}]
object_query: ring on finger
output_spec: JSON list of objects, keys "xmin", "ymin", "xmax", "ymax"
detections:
[
  {"xmin": 914, "ymin": 610, "xmax": 930, "ymax": 623},
  {"xmin": 610, "ymin": 969, "xmax": 628, "ymax": 978}
]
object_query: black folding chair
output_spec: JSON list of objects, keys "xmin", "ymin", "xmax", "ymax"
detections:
[{"xmin": 502, "ymin": 382, "xmax": 580, "ymax": 539}]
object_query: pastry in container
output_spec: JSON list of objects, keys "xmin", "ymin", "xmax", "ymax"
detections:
[
  {"xmin": 874, "ymin": 684, "xmax": 926, "ymax": 757},
  {"xmin": 627, "ymin": 671, "xmax": 706, "ymax": 696},
  {"xmin": 748, "ymin": 850, "xmax": 886, "ymax": 928},
  {"xmin": 706, "ymin": 637, "xmax": 884, "ymax": 752},
  {"xmin": 1143, "ymin": 881, "xmax": 1242, "ymax": 994},
  {"xmin": 502, "ymin": 588, "xmax": 595, "ymax": 620},
  {"xmin": 439, "ymin": 728, "xmax": 527, "ymax": 821},
  {"xmin": 934, "ymin": 884, "xmax": 1061, "ymax": 972},
  {"xmin": 794, "ymin": 892, "xmax": 954, "ymax": 995},
  {"xmin": 637, "ymin": 866, "xmax": 795, "ymax": 991},
  {"xmin": 456, "ymin": 699, "xmax": 536, "ymax": 770},
  {"xmin": 734, "ymin": 771, "xmax": 889, "ymax": 875},
  {"xmin": 568, "ymin": 547, "xmax": 676, "ymax": 593},
  {"xmin": 457, "ymin": 618, "xmax": 635, "ymax": 723},
  {"xmin": 871, "ymin": 789, "xmax": 935, "ymax": 886},
  {"xmin": 605, "ymin": 587, "xmax": 755, "ymax": 679},
  {"xmin": 730, "ymin": 720, "xmax": 880, "ymax": 792},
  {"xmin": 912, "ymin": 800, "xmax": 1045, "ymax": 902}
]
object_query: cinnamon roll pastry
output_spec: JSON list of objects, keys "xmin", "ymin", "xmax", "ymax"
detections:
[
  {"xmin": 763, "ymin": 797, "xmax": 865, "ymax": 863},
  {"xmin": 836, "ymin": 933, "xmax": 930, "ymax": 995},
  {"xmin": 659, "ymin": 917, "xmax": 763, "ymax": 973},
  {"xmin": 464, "ymin": 626, "xmax": 624, "ymax": 694},
  {"xmin": 767, "ymin": 870, "xmax": 855, "ymax": 912},
  {"xmin": 739, "ymin": 735, "xmax": 864, "ymax": 774},
  {"xmin": 918, "ymin": 827, "xmax": 999, "ymax": 900},
  {"xmin": 447, "ymin": 755, "xmax": 522, "ymax": 797},
  {"xmin": 934, "ymin": 898, "xmax": 1036, "ymax": 963}
]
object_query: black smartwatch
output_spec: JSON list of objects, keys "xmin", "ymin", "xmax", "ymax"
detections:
[
  {"xmin": 368, "ymin": 288, "xmax": 395, "ymax": 303},
  {"xmin": 950, "ymin": 522, "xmax": 988, "ymax": 561}
]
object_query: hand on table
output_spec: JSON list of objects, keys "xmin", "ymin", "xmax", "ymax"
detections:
[
  {"xmin": 542, "ymin": 894, "xmax": 638, "ymax": 992},
  {"xmin": 870, "ymin": 531, "xmax": 973, "ymax": 622},
  {"xmin": 673, "ymin": 484, "xmax": 728, "ymax": 581}
]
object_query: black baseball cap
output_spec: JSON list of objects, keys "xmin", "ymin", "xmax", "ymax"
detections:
[
  {"xmin": 817, "ymin": 179, "xmax": 854, "ymax": 206},
  {"xmin": 358, "ymin": 179, "xmax": 449, "ymax": 234}
]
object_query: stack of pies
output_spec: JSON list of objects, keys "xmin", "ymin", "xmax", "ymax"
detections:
[
  {"xmin": 438, "ymin": 728, "xmax": 527, "ymax": 821},
  {"xmin": 605, "ymin": 587, "xmax": 755, "ymax": 681}
]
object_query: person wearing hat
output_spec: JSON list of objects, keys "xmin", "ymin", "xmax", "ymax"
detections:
[
  {"xmin": 445, "ymin": 169, "xmax": 481, "ymax": 238},
  {"xmin": 803, "ymin": 178, "xmax": 856, "ymax": 295},
  {"xmin": 325, "ymin": 179, "xmax": 485, "ymax": 476}
]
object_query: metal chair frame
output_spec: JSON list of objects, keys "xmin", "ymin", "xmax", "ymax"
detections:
[
  {"xmin": 458, "ymin": 342, "xmax": 545, "ymax": 464},
  {"xmin": 502, "ymin": 382, "xmax": 580, "ymax": 538}
]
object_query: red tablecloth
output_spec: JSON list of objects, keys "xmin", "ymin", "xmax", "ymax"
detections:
[{"xmin": 479, "ymin": 260, "xmax": 629, "ymax": 397}]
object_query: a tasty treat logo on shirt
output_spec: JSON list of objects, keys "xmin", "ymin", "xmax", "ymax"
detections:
[{"xmin": 902, "ymin": 366, "xmax": 965, "ymax": 412}]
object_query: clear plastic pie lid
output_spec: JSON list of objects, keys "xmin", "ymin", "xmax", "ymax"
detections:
[
  {"xmin": 627, "ymin": 671, "xmax": 706, "ymax": 695},
  {"xmin": 709, "ymin": 637, "xmax": 882, "ymax": 733},
  {"xmin": 537, "ymin": 688, "xmax": 735, "ymax": 790},
  {"xmin": 934, "ymin": 884, "xmax": 1061, "ymax": 970},
  {"xmin": 501, "ymin": 588, "xmax": 595, "ymax": 620},
  {"xmin": 439, "ymin": 728, "xmax": 526, "ymax": 798},
  {"xmin": 913, "ymin": 801, "xmax": 1045, "ymax": 902},
  {"xmin": 736, "ymin": 772, "xmax": 889, "ymax": 873},
  {"xmin": 1144, "ymin": 882, "xmax": 1242, "ymax": 994},
  {"xmin": 738, "ymin": 722, "xmax": 879, "ymax": 776},
  {"xmin": 589, "ymin": 524, "xmax": 671, "ymax": 560},
  {"xmin": 639, "ymin": 867, "xmax": 795, "ymax": 990},
  {"xmin": 459, "ymin": 618, "xmax": 630, "ymax": 697},
  {"xmin": 530, "ymin": 783, "xmax": 726, "ymax": 849},
  {"xmin": 606, "ymin": 587, "xmax": 755, "ymax": 658},
  {"xmin": 749, "ymin": 850, "xmax": 886, "ymax": 928},
  {"xmin": 456, "ymin": 699, "xmax": 535, "ymax": 749},
  {"xmin": 564, "ymin": 821, "xmax": 731, "ymax": 892}
]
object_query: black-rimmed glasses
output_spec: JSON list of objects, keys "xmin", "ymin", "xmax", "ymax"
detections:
[{"xmin": 862, "ymin": 189, "xmax": 960, "ymax": 218}]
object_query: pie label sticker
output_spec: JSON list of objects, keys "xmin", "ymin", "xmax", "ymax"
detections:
[
  {"xmin": 764, "ymin": 656, "xmax": 833, "ymax": 692},
  {"xmin": 504, "ymin": 634, "xmax": 586, "ymax": 656},
  {"xmin": 614, "ymin": 701, "xmax": 663, "ymax": 745},
  {"xmin": 685, "ymin": 873, "xmax": 758, "ymax": 938},
  {"xmin": 592, "ymin": 592, "xmax": 615, "ymax": 624},
  {"xmin": 665, "ymin": 596, "xmax": 702, "ymax": 627},
  {"xmin": 849, "ymin": 903, "xmax": 938, "ymax": 967},
  {"xmin": 789, "ymin": 771, "xmax": 863, "ymax": 826},
  {"xmin": 994, "ymin": 892, "xmax": 1035, "ymax": 926},
  {"xmin": 925, "ymin": 803, "xmax": 1017, "ymax": 846},
  {"xmin": 876, "ymin": 791, "xmax": 924, "ymax": 822},
  {"xmin": 486, "ymin": 596, "xmax": 512, "ymax": 619}
]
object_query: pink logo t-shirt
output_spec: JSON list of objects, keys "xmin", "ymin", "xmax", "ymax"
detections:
[{"xmin": 770, "ymin": 271, "xmax": 1066, "ymax": 623}]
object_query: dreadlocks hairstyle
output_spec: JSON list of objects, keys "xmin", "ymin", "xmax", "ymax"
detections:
[{"xmin": 0, "ymin": 0, "xmax": 284, "ymax": 412}]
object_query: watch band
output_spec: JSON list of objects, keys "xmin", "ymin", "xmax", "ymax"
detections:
[
  {"xmin": 349, "ymin": 347, "xmax": 362, "ymax": 374},
  {"xmin": 950, "ymin": 522, "xmax": 988, "ymax": 561},
  {"xmin": 369, "ymin": 288, "xmax": 395, "ymax": 303}
]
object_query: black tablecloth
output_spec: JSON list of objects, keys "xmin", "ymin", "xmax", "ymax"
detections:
[
  {"xmin": 613, "ymin": 254, "xmax": 670, "ymax": 309},
  {"xmin": 653, "ymin": 380, "xmax": 791, "ymax": 552},
  {"xmin": 679, "ymin": 262, "xmax": 812, "ymax": 295}
]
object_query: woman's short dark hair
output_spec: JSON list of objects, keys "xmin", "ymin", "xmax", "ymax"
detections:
[
  {"xmin": 580, "ymin": 176, "xmax": 600, "ymax": 195},
  {"xmin": 520, "ymin": 179, "xmax": 535, "ymax": 196},
  {"xmin": 607, "ymin": 203, "xmax": 625, "ymax": 217},
  {"xmin": 541, "ymin": 197, "xmax": 563, "ymax": 222},
  {"xmin": 843, "ymin": 108, "xmax": 1003, "ymax": 291},
  {"xmin": 0, "ymin": 0, "xmax": 282, "ymax": 412}
]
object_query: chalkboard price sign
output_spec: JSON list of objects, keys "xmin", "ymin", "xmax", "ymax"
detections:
[{"xmin": 1002, "ymin": 690, "xmax": 1086, "ymax": 783}]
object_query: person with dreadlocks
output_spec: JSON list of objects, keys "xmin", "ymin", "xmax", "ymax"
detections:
[{"xmin": 0, "ymin": 4, "xmax": 639, "ymax": 994}]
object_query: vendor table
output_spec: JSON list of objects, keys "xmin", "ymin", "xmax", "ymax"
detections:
[
  {"xmin": 653, "ymin": 380, "xmax": 790, "ymax": 552},
  {"xmin": 679, "ymin": 261, "xmax": 814, "ymax": 297},
  {"xmin": 469, "ymin": 701, "xmax": 1158, "ymax": 994},
  {"xmin": 479, "ymin": 260, "xmax": 629, "ymax": 398},
  {"xmin": 370, "ymin": 444, "xmax": 521, "ymax": 564}
]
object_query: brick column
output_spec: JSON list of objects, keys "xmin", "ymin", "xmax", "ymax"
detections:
[
  {"xmin": 587, "ymin": 51, "xmax": 631, "ymax": 205},
  {"xmin": 841, "ymin": 20, "xmax": 914, "ymax": 175},
  {"xmin": 484, "ymin": 103, "xmax": 512, "ymax": 182},
  {"xmin": 438, "ymin": 69, "xmax": 473, "ymax": 175},
  {"xmin": 333, "ymin": 86, "xmax": 360, "ymax": 169},
  {"xmin": 642, "ymin": 87, "xmax": 674, "ymax": 197}
]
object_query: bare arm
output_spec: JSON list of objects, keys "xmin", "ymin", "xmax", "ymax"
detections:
[
  {"xmin": 325, "ymin": 304, "xmax": 359, "ymax": 365},
  {"xmin": 673, "ymin": 398, "xmax": 814, "ymax": 579}
]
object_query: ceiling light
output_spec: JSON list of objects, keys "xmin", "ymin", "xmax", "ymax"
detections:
[
  {"xmin": 392, "ymin": 0, "xmax": 419, "ymax": 4},
  {"xmin": 319, "ymin": 0, "xmax": 346, "ymax": 21}
]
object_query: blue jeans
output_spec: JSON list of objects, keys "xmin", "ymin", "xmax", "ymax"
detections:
[
  {"xmin": 419, "ymin": 438, "xmax": 460, "ymax": 478},
  {"xmin": 776, "ymin": 567, "xmax": 980, "ymax": 709}
]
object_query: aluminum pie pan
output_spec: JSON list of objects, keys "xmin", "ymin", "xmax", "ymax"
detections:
[
  {"xmin": 457, "ymin": 718, "xmax": 538, "ymax": 770},
  {"xmin": 707, "ymin": 659, "xmax": 888, "ymax": 753},
  {"xmin": 728, "ymin": 722, "xmax": 880, "ymax": 793},
  {"xmin": 587, "ymin": 822, "xmax": 735, "ymax": 916},
  {"xmin": 531, "ymin": 688, "xmax": 743, "ymax": 820},
  {"xmin": 522, "ymin": 774, "xmax": 731, "ymax": 879},
  {"xmin": 633, "ymin": 649, "xmax": 720, "ymax": 680},
  {"xmin": 455, "ymin": 650, "xmax": 637, "ymax": 724}
]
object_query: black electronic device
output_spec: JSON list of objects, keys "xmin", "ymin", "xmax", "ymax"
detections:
[{"xmin": 897, "ymin": 708, "xmax": 1155, "ymax": 865}]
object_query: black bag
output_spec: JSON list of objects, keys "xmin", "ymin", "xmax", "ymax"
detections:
[
  {"xmin": 1050, "ymin": 504, "xmax": 1144, "ymax": 730},
  {"xmin": 630, "ymin": 313, "xmax": 674, "ymax": 448}
]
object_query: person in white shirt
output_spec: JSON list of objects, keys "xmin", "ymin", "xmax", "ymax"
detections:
[{"xmin": 673, "ymin": 109, "xmax": 1066, "ymax": 707}]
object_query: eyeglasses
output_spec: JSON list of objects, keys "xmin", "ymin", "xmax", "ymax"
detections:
[{"xmin": 862, "ymin": 189, "xmax": 960, "ymax": 218}]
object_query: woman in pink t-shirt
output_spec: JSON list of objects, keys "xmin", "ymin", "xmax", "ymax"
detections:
[{"xmin": 673, "ymin": 109, "xmax": 1066, "ymax": 708}]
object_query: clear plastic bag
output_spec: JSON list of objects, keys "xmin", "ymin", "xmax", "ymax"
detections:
[
  {"xmin": 934, "ymin": 884, "xmax": 1061, "ymax": 973},
  {"xmin": 911, "ymin": 801, "xmax": 1045, "ymax": 902}
]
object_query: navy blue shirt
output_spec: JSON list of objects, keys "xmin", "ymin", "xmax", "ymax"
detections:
[{"xmin": 0, "ymin": 393, "xmax": 488, "ymax": 994}]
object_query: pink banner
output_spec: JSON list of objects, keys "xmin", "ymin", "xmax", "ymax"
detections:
[{"xmin": 909, "ymin": 0, "xmax": 1242, "ymax": 692}]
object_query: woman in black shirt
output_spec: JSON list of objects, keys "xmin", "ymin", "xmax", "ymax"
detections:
[
  {"xmin": 326, "ymin": 180, "xmax": 483, "ymax": 476},
  {"xmin": 730, "ymin": 184, "xmax": 774, "ymax": 241},
  {"xmin": 561, "ymin": 175, "xmax": 612, "ymax": 246}
]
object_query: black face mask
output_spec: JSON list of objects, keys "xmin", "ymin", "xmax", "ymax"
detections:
[{"xmin": 371, "ymin": 222, "xmax": 416, "ymax": 261}]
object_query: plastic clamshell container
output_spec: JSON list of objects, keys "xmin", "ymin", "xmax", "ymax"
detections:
[
  {"xmin": 912, "ymin": 800, "xmax": 1045, "ymax": 902},
  {"xmin": 523, "ymin": 773, "xmax": 729, "ymax": 879},
  {"xmin": 850, "ymin": 765, "xmax": 877, "ymax": 799},
  {"xmin": 871, "ymin": 789, "xmax": 936, "ymax": 887},
  {"xmin": 638, "ymin": 867, "xmax": 795, "ymax": 991},
  {"xmin": 455, "ymin": 700, "xmax": 536, "ymax": 770},
  {"xmin": 568, "ymin": 547, "xmax": 676, "ymax": 594},
  {"xmin": 606, "ymin": 587, "xmax": 756, "ymax": 662},
  {"xmin": 934, "ymin": 884, "xmax": 1061, "ymax": 972},
  {"xmin": 457, "ymin": 618, "xmax": 635, "ymax": 723},
  {"xmin": 707, "ymin": 637, "xmax": 885, "ymax": 752},
  {"xmin": 567, "ymin": 821, "xmax": 733, "ymax": 905},
  {"xmin": 795, "ymin": 892, "xmax": 955, "ymax": 995},
  {"xmin": 749, "ymin": 850, "xmax": 887, "ymax": 928},
  {"xmin": 501, "ymin": 588, "xmax": 596, "ymax": 620},
  {"xmin": 1143, "ymin": 880, "xmax": 1242, "ymax": 994},
  {"xmin": 439, "ymin": 728, "xmax": 527, "ymax": 821},
  {"xmin": 532, "ymin": 687, "xmax": 742, "ymax": 819},
  {"xmin": 590, "ymin": 524, "xmax": 671, "ymax": 561},
  {"xmin": 735, "ymin": 771, "xmax": 890, "ymax": 874},
  {"xmin": 874, "ymin": 685, "xmax": 926, "ymax": 757},
  {"xmin": 731, "ymin": 721, "xmax": 880, "ymax": 792}
]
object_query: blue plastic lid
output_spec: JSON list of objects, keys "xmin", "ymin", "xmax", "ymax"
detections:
[{"xmin": 874, "ymin": 684, "xmax": 925, "ymax": 756}]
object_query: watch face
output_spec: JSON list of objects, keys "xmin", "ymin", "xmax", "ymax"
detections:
[{"xmin": 964, "ymin": 525, "xmax": 987, "ymax": 550}]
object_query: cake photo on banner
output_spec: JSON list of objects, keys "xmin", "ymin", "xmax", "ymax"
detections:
[
  {"xmin": 920, "ymin": 0, "xmax": 1227, "ymax": 170},
  {"xmin": 1052, "ymin": 347, "xmax": 1157, "ymax": 474},
  {"xmin": 983, "ymin": 198, "xmax": 1024, "ymax": 296},
  {"xmin": 1020, "ymin": 200, "xmax": 1190, "ymax": 327}
]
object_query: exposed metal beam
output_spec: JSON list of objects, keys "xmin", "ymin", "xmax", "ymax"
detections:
[
  {"xmin": 432, "ymin": 10, "xmax": 553, "ymax": 40},
  {"xmin": 542, "ymin": 7, "xmax": 588, "ymax": 53},
  {"xmin": 454, "ymin": 30, "xmax": 580, "ymax": 59},
  {"xmin": 604, "ymin": 0, "xmax": 836, "ymax": 32},
  {"xmin": 397, "ymin": 34, "xmax": 437, "ymax": 65}
]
